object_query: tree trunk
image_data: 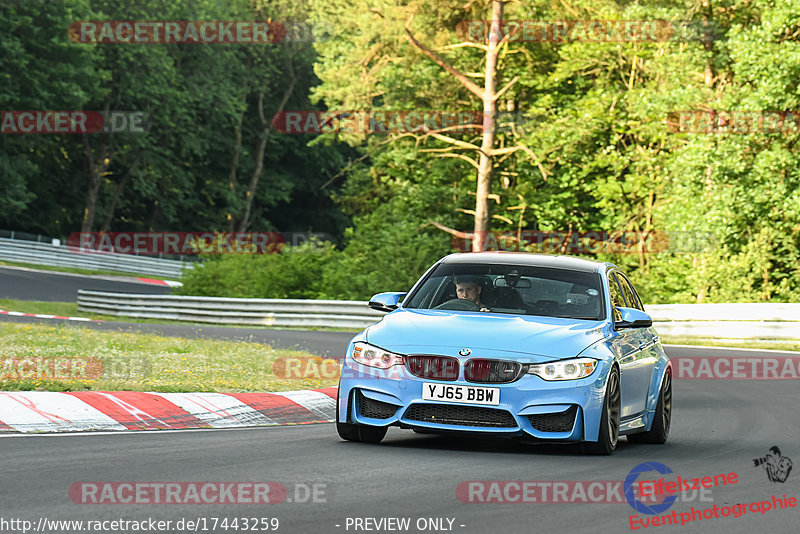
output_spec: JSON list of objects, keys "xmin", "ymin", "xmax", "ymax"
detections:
[
  {"xmin": 238, "ymin": 54, "xmax": 296, "ymax": 233},
  {"xmin": 472, "ymin": 0, "xmax": 504, "ymax": 251},
  {"xmin": 80, "ymin": 133, "xmax": 111, "ymax": 233},
  {"xmin": 701, "ymin": 0, "xmax": 716, "ymax": 86},
  {"xmin": 226, "ymin": 109, "xmax": 244, "ymax": 232},
  {"xmin": 405, "ymin": 0, "xmax": 535, "ymax": 250},
  {"xmin": 101, "ymin": 151, "xmax": 141, "ymax": 232}
]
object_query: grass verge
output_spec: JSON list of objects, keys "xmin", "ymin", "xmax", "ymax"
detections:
[{"xmin": 0, "ymin": 322, "xmax": 337, "ymax": 393}]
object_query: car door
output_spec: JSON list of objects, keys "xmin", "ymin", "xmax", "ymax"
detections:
[
  {"xmin": 614, "ymin": 272, "xmax": 658, "ymax": 416},
  {"xmin": 606, "ymin": 271, "xmax": 640, "ymax": 418}
]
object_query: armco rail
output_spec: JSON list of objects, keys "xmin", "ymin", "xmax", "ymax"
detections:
[
  {"xmin": 76, "ymin": 291, "xmax": 800, "ymax": 339},
  {"xmin": 645, "ymin": 303, "xmax": 800, "ymax": 340},
  {"xmin": 0, "ymin": 238, "xmax": 192, "ymax": 279},
  {"xmin": 77, "ymin": 291, "xmax": 385, "ymax": 329}
]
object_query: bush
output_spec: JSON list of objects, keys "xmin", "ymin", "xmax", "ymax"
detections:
[
  {"xmin": 177, "ymin": 206, "xmax": 451, "ymax": 301},
  {"xmin": 177, "ymin": 241, "xmax": 340, "ymax": 299}
]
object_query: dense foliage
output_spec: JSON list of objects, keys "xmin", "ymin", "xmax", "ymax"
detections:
[
  {"xmin": 3, "ymin": 0, "xmax": 799, "ymax": 302},
  {"xmin": 0, "ymin": 0, "xmax": 352, "ymax": 238}
]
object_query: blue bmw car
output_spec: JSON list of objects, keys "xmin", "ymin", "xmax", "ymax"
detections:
[{"xmin": 336, "ymin": 252, "xmax": 672, "ymax": 454}]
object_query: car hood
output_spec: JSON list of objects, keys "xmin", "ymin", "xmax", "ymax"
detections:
[{"xmin": 365, "ymin": 309, "xmax": 609, "ymax": 362}]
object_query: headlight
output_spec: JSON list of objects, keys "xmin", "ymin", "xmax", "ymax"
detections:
[
  {"xmin": 352, "ymin": 342, "xmax": 404, "ymax": 369},
  {"xmin": 527, "ymin": 358, "xmax": 598, "ymax": 381}
]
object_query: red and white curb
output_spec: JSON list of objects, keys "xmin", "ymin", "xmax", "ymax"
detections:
[
  {"xmin": 0, "ymin": 310, "xmax": 94, "ymax": 322},
  {"xmin": 136, "ymin": 277, "xmax": 183, "ymax": 287},
  {"xmin": 0, "ymin": 387, "xmax": 336, "ymax": 433}
]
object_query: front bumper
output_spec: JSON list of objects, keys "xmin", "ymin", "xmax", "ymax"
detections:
[{"xmin": 338, "ymin": 357, "xmax": 611, "ymax": 442}]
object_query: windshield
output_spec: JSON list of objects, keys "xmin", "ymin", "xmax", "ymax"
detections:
[{"xmin": 405, "ymin": 262, "xmax": 605, "ymax": 321}]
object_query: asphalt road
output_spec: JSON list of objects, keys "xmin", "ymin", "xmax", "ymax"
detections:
[
  {"xmin": 2, "ymin": 345, "xmax": 799, "ymax": 534},
  {"xmin": 0, "ymin": 265, "xmax": 172, "ymax": 301}
]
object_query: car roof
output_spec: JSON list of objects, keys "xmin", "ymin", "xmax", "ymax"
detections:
[{"xmin": 439, "ymin": 252, "xmax": 608, "ymax": 273}]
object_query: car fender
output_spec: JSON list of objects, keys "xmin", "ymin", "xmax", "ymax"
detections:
[
  {"xmin": 642, "ymin": 344, "xmax": 672, "ymax": 431},
  {"xmin": 338, "ymin": 333, "xmax": 368, "ymax": 422},
  {"xmin": 575, "ymin": 335, "xmax": 618, "ymax": 442}
]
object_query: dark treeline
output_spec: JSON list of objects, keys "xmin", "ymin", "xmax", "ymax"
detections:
[{"xmin": 1, "ymin": 0, "xmax": 352, "ymax": 241}]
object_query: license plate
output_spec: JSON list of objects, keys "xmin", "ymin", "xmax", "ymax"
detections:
[{"xmin": 422, "ymin": 383, "xmax": 500, "ymax": 406}]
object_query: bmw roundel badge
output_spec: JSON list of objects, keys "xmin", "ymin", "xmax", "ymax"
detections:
[{"xmin": 458, "ymin": 348, "xmax": 472, "ymax": 356}]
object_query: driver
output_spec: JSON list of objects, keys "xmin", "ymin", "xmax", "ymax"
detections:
[{"xmin": 454, "ymin": 275, "xmax": 490, "ymax": 312}]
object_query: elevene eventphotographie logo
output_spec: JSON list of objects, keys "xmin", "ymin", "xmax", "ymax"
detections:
[
  {"xmin": 624, "ymin": 462, "xmax": 738, "ymax": 515},
  {"xmin": 625, "ymin": 462, "xmax": 680, "ymax": 515},
  {"xmin": 626, "ymin": 455, "xmax": 797, "ymax": 530}
]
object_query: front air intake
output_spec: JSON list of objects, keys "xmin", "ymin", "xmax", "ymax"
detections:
[
  {"xmin": 405, "ymin": 355, "xmax": 459, "ymax": 381},
  {"xmin": 464, "ymin": 359, "xmax": 525, "ymax": 383}
]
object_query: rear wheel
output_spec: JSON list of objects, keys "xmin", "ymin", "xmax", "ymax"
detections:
[
  {"xmin": 583, "ymin": 366, "xmax": 620, "ymax": 455},
  {"xmin": 335, "ymin": 391, "xmax": 387, "ymax": 444},
  {"xmin": 628, "ymin": 370, "xmax": 671, "ymax": 444}
]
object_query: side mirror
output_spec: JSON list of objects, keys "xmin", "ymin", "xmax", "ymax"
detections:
[
  {"xmin": 368, "ymin": 292, "xmax": 407, "ymax": 312},
  {"xmin": 615, "ymin": 307, "xmax": 653, "ymax": 329}
]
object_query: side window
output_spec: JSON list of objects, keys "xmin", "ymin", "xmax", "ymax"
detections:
[
  {"xmin": 607, "ymin": 273, "xmax": 625, "ymax": 321},
  {"xmin": 618, "ymin": 274, "xmax": 644, "ymax": 310},
  {"xmin": 615, "ymin": 272, "xmax": 638, "ymax": 310}
]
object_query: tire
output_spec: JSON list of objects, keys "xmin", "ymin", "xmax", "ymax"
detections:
[
  {"xmin": 583, "ymin": 366, "xmax": 621, "ymax": 455},
  {"xmin": 628, "ymin": 370, "xmax": 671, "ymax": 444},
  {"xmin": 335, "ymin": 391, "xmax": 387, "ymax": 444}
]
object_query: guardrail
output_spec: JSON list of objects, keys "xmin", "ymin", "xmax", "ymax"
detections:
[
  {"xmin": 77, "ymin": 291, "xmax": 384, "ymax": 329},
  {"xmin": 76, "ymin": 291, "xmax": 800, "ymax": 339},
  {"xmin": 645, "ymin": 303, "xmax": 800, "ymax": 340},
  {"xmin": 0, "ymin": 238, "xmax": 192, "ymax": 279}
]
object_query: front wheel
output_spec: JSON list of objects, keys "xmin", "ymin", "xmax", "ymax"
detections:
[
  {"xmin": 335, "ymin": 392, "xmax": 387, "ymax": 444},
  {"xmin": 583, "ymin": 366, "xmax": 620, "ymax": 455},
  {"xmin": 628, "ymin": 370, "xmax": 671, "ymax": 444}
]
